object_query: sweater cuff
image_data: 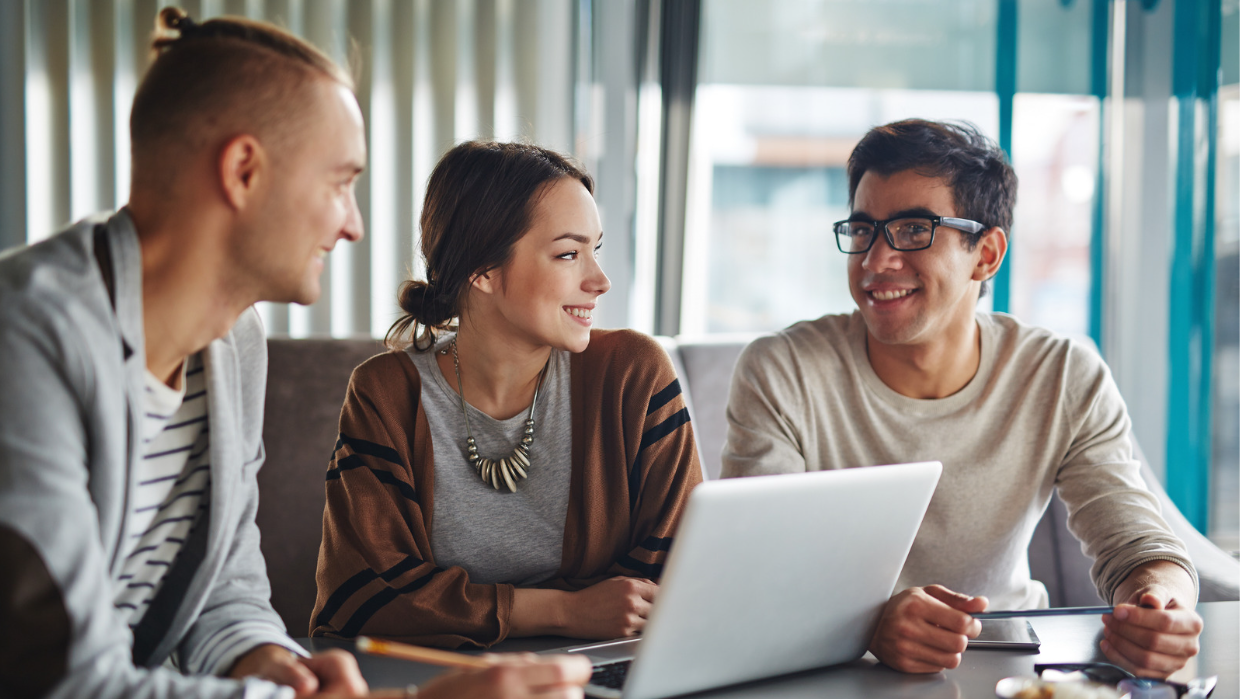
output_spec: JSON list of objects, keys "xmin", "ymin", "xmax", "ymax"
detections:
[
  {"xmin": 184, "ymin": 620, "xmax": 307, "ymax": 677},
  {"xmin": 495, "ymin": 583, "xmax": 516, "ymax": 646},
  {"xmin": 1104, "ymin": 554, "xmax": 1200, "ymax": 605}
]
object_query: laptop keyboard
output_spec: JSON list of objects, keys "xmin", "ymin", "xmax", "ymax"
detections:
[{"xmin": 589, "ymin": 660, "xmax": 632, "ymax": 689}]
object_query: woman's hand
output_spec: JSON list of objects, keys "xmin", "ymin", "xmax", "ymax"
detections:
[
  {"xmin": 562, "ymin": 577, "xmax": 658, "ymax": 639},
  {"xmin": 511, "ymin": 577, "xmax": 658, "ymax": 639}
]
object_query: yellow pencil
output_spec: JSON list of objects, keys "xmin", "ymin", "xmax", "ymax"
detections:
[{"xmin": 355, "ymin": 636, "xmax": 495, "ymax": 669}]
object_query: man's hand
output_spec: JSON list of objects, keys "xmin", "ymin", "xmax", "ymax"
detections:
[
  {"xmin": 563, "ymin": 577, "xmax": 658, "ymax": 639},
  {"xmin": 1101, "ymin": 561, "xmax": 1202, "ymax": 679},
  {"xmin": 868, "ymin": 585, "xmax": 988, "ymax": 673},
  {"xmin": 228, "ymin": 644, "xmax": 368, "ymax": 697},
  {"xmin": 409, "ymin": 653, "xmax": 593, "ymax": 699}
]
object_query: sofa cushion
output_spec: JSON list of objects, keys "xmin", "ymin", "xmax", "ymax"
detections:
[{"xmin": 675, "ymin": 336, "xmax": 755, "ymax": 480}]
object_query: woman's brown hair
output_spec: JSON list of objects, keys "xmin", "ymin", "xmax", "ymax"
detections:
[{"xmin": 386, "ymin": 141, "xmax": 594, "ymax": 351}]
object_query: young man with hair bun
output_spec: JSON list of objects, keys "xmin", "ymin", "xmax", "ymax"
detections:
[{"xmin": 0, "ymin": 8, "xmax": 588, "ymax": 699}]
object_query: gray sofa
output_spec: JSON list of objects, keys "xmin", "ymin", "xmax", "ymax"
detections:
[{"xmin": 258, "ymin": 337, "xmax": 1240, "ymax": 637}]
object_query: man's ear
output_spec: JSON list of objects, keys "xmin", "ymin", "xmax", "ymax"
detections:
[
  {"xmin": 219, "ymin": 134, "xmax": 266, "ymax": 211},
  {"xmin": 974, "ymin": 227, "xmax": 1008, "ymax": 283}
]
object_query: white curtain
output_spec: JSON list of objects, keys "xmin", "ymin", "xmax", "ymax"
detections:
[{"xmin": 0, "ymin": 0, "xmax": 630, "ymax": 339}]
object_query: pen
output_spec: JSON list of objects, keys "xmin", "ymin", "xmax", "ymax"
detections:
[
  {"xmin": 356, "ymin": 636, "xmax": 494, "ymax": 668},
  {"xmin": 973, "ymin": 606, "xmax": 1115, "ymax": 620}
]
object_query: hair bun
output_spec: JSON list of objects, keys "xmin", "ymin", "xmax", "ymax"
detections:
[
  {"xmin": 157, "ymin": 7, "xmax": 196, "ymax": 33},
  {"xmin": 397, "ymin": 280, "xmax": 453, "ymax": 326}
]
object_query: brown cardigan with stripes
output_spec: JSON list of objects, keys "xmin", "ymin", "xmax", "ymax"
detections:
[{"xmin": 310, "ymin": 329, "xmax": 702, "ymax": 648}]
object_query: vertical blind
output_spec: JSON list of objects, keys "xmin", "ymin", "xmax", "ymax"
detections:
[{"xmin": 1, "ymin": 0, "xmax": 610, "ymax": 338}]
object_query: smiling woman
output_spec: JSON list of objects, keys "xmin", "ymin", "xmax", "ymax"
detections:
[{"xmin": 311, "ymin": 141, "xmax": 703, "ymax": 648}]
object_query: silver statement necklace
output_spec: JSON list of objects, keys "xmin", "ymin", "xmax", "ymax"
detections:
[{"xmin": 449, "ymin": 339, "xmax": 548, "ymax": 493}]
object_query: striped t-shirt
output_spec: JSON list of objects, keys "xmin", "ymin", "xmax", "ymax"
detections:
[
  {"xmin": 113, "ymin": 355, "xmax": 298, "ymax": 696},
  {"xmin": 113, "ymin": 354, "xmax": 211, "ymax": 626}
]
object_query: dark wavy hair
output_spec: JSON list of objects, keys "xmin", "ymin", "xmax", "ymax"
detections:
[
  {"xmin": 847, "ymin": 119, "xmax": 1017, "ymax": 248},
  {"xmin": 385, "ymin": 141, "xmax": 594, "ymax": 351}
]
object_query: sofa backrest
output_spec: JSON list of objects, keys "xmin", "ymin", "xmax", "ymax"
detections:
[
  {"xmin": 259, "ymin": 334, "xmax": 1236, "ymax": 635},
  {"xmin": 259, "ymin": 339, "xmax": 385, "ymax": 636}
]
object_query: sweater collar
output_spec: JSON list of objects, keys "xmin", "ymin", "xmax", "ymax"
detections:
[{"xmin": 102, "ymin": 208, "xmax": 147, "ymax": 370}]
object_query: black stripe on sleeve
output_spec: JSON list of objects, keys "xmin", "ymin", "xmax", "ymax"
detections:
[
  {"xmin": 334, "ymin": 434, "xmax": 404, "ymax": 468},
  {"xmin": 325, "ymin": 454, "xmax": 368, "ymax": 480},
  {"xmin": 315, "ymin": 570, "xmax": 379, "ymax": 629},
  {"xmin": 646, "ymin": 379, "xmax": 682, "ymax": 416},
  {"xmin": 616, "ymin": 555, "xmax": 663, "ymax": 580},
  {"xmin": 325, "ymin": 455, "xmax": 418, "ymax": 502},
  {"xmin": 337, "ymin": 566, "xmax": 441, "ymax": 638},
  {"xmin": 368, "ymin": 469, "xmax": 418, "ymax": 502},
  {"xmin": 628, "ymin": 408, "xmax": 691, "ymax": 509},
  {"xmin": 638, "ymin": 408, "xmax": 690, "ymax": 453},
  {"xmin": 314, "ymin": 555, "xmax": 423, "ymax": 629},
  {"xmin": 638, "ymin": 535, "xmax": 673, "ymax": 553}
]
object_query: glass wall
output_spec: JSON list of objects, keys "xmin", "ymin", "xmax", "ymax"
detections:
[
  {"xmin": 1211, "ymin": 79, "xmax": 1239, "ymax": 551},
  {"xmin": 682, "ymin": 0, "xmax": 1102, "ymax": 338},
  {"xmin": 682, "ymin": 0, "xmax": 999, "ymax": 336}
]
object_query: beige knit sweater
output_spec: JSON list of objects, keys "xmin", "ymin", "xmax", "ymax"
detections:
[{"xmin": 722, "ymin": 311, "xmax": 1195, "ymax": 609}]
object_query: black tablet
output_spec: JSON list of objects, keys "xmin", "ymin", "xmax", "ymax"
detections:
[{"xmin": 967, "ymin": 619, "xmax": 1041, "ymax": 651}]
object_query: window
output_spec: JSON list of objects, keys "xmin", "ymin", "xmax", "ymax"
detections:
[
  {"xmin": 684, "ymin": 0, "xmax": 1001, "ymax": 335},
  {"xmin": 683, "ymin": 0, "xmax": 1102, "ymax": 338}
]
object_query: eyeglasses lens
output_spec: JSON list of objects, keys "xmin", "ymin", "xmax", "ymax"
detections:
[
  {"xmin": 837, "ymin": 222, "xmax": 875, "ymax": 253},
  {"xmin": 889, "ymin": 218, "xmax": 934, "ymax": 250}
]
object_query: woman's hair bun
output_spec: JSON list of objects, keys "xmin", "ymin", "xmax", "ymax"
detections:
[{"xmin": 397, "ymin": 279, "xmax": 453, "ymax": 327}]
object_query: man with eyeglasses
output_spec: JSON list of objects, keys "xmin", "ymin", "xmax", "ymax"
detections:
[{"xmin": 721, "ymin": 119, "xmax": 1202, "ymax": 679}]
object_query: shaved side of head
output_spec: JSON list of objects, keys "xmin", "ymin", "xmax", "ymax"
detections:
[{"xmin": 129, "ymin": 7, "xmax": 354, "ymax": 194}]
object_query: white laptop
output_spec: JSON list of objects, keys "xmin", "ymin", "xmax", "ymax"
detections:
[{"xmin": 567, "ymin": 461, "xmax": 942, "ymax": 699}]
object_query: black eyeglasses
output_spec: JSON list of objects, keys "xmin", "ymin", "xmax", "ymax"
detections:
[
  {"xmin": 1034, "ymin": 663, "xmax": 1217, "ymax": 697},
  {"xmin": 833, "ymin": 215, "xmax": 986, "ymax": 254}
]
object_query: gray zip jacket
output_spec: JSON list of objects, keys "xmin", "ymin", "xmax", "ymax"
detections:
[{"xmin": 0, "ymin": 211, "xmax": 301, "ymax": 698}]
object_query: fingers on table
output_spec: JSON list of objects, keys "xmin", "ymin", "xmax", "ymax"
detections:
[
  {"xmin": 1099, "ymin": 636, "xmax": 1186, "ymax": 680},
  {"xmin": 1109, "ymin": 605, "xmax": 1204, "ymax": 635},
  {"xmin": 1100, "ymin": 624, "xmax": 1200, "ymax": 678}
]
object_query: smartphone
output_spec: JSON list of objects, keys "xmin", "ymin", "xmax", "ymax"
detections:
[{"xmin": 967, "ymin": 619, "xmax": 1041, "ymax": 651}]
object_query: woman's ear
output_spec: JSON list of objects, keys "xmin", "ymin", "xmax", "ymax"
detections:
[{"xmin": 470, "ymin": 269, "xmax": 501, "ymax": 296}]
